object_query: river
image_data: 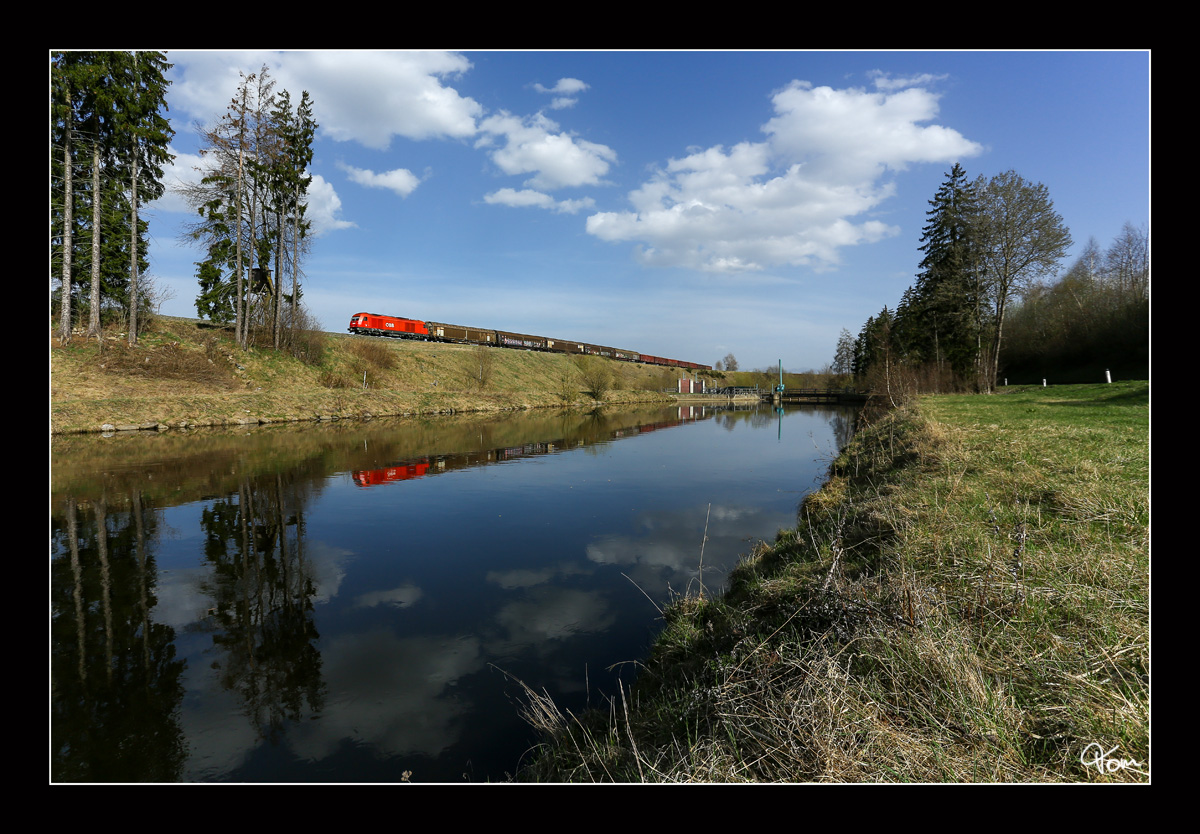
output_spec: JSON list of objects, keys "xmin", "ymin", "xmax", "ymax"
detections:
[{"xmin": 50, "ymin": 402, "xmax": 855, "ymax": 782}]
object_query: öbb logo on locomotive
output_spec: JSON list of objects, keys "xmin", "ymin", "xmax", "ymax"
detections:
[{"xmin": 348, "ymin": 312, "xmax": 711, "ymax": 371}]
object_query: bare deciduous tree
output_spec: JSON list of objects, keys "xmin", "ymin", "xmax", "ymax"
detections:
[
  {"xmin": 973, "ymin": 171, "xmax": 1072, "ymax": 392},
  {"xmin": 573, "ymin": 355, "xmax": 613, "ymax": 400}
]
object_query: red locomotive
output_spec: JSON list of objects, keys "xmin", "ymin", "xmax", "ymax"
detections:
[
  {"xmin": 348, "ymin": 312, "xmax": 430, "ymax": 339},
  {"xmin": 348, "ymin": 311, "xmax": 711, "ymax": 370}
]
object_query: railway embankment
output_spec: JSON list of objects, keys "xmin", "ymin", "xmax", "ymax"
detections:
[
  {"xmin": 50, "ymin": 317, "xmax": 714, "ymax": 435},
  {"xmin": 517, "ymin": 381, "xmax": 1149, "ymax": 782}
]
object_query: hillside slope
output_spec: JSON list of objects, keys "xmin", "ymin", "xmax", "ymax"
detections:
[{"xmin": 50, "ymin": 317, "xmax": 711, "ymax": 434}]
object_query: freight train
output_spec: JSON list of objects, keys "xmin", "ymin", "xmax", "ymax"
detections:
[{"xmin": 348, "ymin": 312, "xmax": 711, "ymax": 370}]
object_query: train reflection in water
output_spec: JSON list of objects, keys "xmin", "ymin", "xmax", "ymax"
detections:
[{"xmin": 350, "ymin": 409, "xmax": 712, "ymax": 487}]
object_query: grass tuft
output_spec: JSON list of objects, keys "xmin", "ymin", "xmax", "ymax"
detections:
[{"xmin": 516, "ymin": 382, "xmax": 1149, "ymax": 782}]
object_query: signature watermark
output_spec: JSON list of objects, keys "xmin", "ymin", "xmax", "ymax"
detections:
[{"xmin": 1080, "ymin": 742, "xmax": 1145, "ymax": 777}]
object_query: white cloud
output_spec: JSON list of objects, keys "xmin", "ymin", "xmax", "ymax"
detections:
[
  {"xmin": 300, "ymin": 51, "xmax": 481, "ymax": 148},
  {"xmin": 869, "ymin": 70, "xmax": 950, "ymax": 92},
  {"xmin": 169, "ymin": 51, "xmax": 483, "ymax": 151},
  {"xmin": 477, "ymin": 111, "xmax": 616, "ymax": 191},
  {"xmin": 586, "ymin": 78, "xmax": 982, "ymax": 273},
  {"xmin": 534, "ymin": 77, "xmax": 589, "ymax": 109},
  {"xmin": 168, "ymin": 54, "xmax": 611, "ymax": 218},
  {"xmin": 484, "ymin": 188, "xmax": 595, "ymax": 214},
  {"xmin": 166, "ymin": 51, "xmax": 279, "ymax": 122},
  {"xmin": 762, "ymin": 80, "xmax": 979, "ymax": 182},
  {"xmin": 534, "ymin": 78, "xmax": 589, "ymax": 96},
  {"xmin": 305, "ymin": 174, "xmax": 356, "ymax": 235},
  {"xmin": 339, "ymin": 163, "xmax": 422, "ymax": 197}
]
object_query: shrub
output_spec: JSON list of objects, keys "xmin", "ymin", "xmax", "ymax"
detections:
[
  {"xmin": 347, "ymin": 337, "xmax": 396, "ymax": 370},
  {"xmin": 465, "ymin": 344, "xmax": 495, "ymax": 390},
  {"xmin": 319, "ymin": 369, "xmax": 351, "ymax": 389},
  {"xmin": 573, "ymin": 356, "xmax": 613, "ymax": 400}
]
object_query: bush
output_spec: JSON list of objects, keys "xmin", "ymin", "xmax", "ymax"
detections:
[
  {"xmin": 557, "ymin": 369, "xmax": 579, "ymax": 404},
  {"xmin": 573, "ymin": 356, "xmax": 613, "ymax": 399},
  {"xmin": 464, "ymin": 344, "xmax": 496, "ymax": 390},
  {"xmin": 319, "ymin": 369, "xmax": 351, "ymax": 389},
  {"xmin": 347, "ymin": 337, "xmax": 396, "ymax": 370}
]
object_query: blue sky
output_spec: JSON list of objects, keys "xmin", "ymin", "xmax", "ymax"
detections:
[{"xmin": 146, "ymin": 50, "xmax": 1150, "ymax": 372}]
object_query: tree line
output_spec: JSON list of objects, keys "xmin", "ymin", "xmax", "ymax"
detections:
[
  {"xmin": 999, "ymin": 222, "xmax": 1147, "ymax": 383},
  {"xmin": 838, "ymin": 164, "xmax": 1147, "ymax": 399},
  {"xmin": 52, "ymin": 54, "xmax": 320, "ymax": 356},
  {"xmin": 52, "ymin": 51, "xmax": 174, "ymax": 346}
]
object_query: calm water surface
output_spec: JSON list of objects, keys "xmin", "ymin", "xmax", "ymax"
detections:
[{"xmin": 51, "ymin": 403, "xmax": 854, "ymax": 782}]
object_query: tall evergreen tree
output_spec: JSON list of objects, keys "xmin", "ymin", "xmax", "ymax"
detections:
[
  {"xmin": 112, "ymin": 51, "xmax": 174, "ymax": 345},
  {"xmin": 267, "ymin": 88, "xmax": 292, "ymax": 348},
  {"xmin": 52, "ymin": 51, "xmax": 169, "ymax": 343},
  {"xmin": 74, "ymin": 52, "xmax": 121, "ymax": 339},
  {"xmin": 912, "ymin": 162, "xmax": 984, "ymax": 388},
  {"xmin": 286, "ymin": 91, "xmax": 317, "ymax": 332},
  {"xmin": 51, "ymin": 53, "xmax": 78, "ymax": 343},
  {"xmin": 833, "ymin": 328, "xmax": 856, "ymax": 378},
  {"xmin": 182, "ymin": 68, "xmax": 269, "ymax": 347},
  {"xmin": 265, "ymin": 89, "xmax": 317, "ymax": 348}
]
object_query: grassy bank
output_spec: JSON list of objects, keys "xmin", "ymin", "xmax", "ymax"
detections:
[
  {"xmin": 49, "ymin": 318, "xmax": 700, "ymax": 434},
  {"xmin": 517, "ymin": 381, "xmax": 1149, "ymax": 782}
]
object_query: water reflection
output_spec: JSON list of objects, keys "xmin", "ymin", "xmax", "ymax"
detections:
[
  {"xmin": 51, "ymin": 403, "xmax": 855, "ymax": 782},
  {"xmin": 199, "ymin": 475, "xmax": 326, "ymax": 746},
  {"xmin": 51, "ymin": 494, "xmax": 187, "ymax": 781}
]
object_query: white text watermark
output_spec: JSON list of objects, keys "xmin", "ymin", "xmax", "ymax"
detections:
[{"xmin": 1080, "ymin": 742, "xmax": 1144, "ymax": 777}]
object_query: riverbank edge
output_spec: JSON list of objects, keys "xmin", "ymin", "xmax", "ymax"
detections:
[
  {"xmin": 49, "ymin": 388, "xmax": 686, "ymax": 436},
  {"xmin": 515, "ymin": 385, "xmax": 1149, "ymax": 782},
  {"xmin": 50, "ymin": 391, "xmax": 770, "ymax": 435}
]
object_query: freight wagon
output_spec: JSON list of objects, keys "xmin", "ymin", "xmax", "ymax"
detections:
[{"xmin": 348, "ymin": 311, "xmax": 710, "ymax": 371}]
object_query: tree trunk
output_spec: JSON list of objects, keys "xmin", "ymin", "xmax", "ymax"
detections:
[
  {"xmin": 235, "ymin": 144, "xmax": 245, "ymax": 349},
  {"xmin": 291, "ymin": 185, "xmax": 300, "ymax": 330},
  {"xmin": 127, "ymin": 53, "xmax": 139, "ymax": 347},
  {"xmin": 88, "ymin": 141, "xmax": 102, "ymax": 339},
  {"xmin": 273, "ymin": 210, "xmax": 283, "ymax": 350},
  {"xmin": 59, "ymin": 124, "xmax": 73, "ymax": 344},
  {"xmin": 128, "ymin": 148, "xmax": 139, "ymax": 346}
]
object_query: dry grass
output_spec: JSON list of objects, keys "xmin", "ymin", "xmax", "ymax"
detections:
[
  {"xmin": 517, "ymin": 383, "xmax": 1149, "ymax": 782},
  {"xmin": 50, "ymin": 317, "xmax": 685, "ymax": 434}
]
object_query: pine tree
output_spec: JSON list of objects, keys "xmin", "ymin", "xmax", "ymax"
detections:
[
  {"xmin": 267, "ymin": 88, "xmax": 292, "ymax": 347},
  {"xmin": 182, "ymin": 68, "xmax": 273, "ymax": 348},
  {"xmin": 912, "ymin": 163, "xmax": 985, "ymax": 388},
  {"xmin": 52, "ymin": 51, "xmax": 171, "ymax": 343},
  {"xmin": 833, "ymin": 328, "xmax": 856, "ymax": 378},
  {"xmin": 97, "ymin": 51, "xmax": 175, "ymax": 345},
  {"xmin": 286, "ymin": 91, "xmax": 317, "ymax": 332},
  {"xmin": 51, "ymin": 53, "xmax": 78, "ymax": 343},
  {"xmin": 76, "ymin": 52, "xmax": 121, "ymax": 339},
  {"xmin": 265, "ymin": 89, "xmax": 317, "ymax": 348}
]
